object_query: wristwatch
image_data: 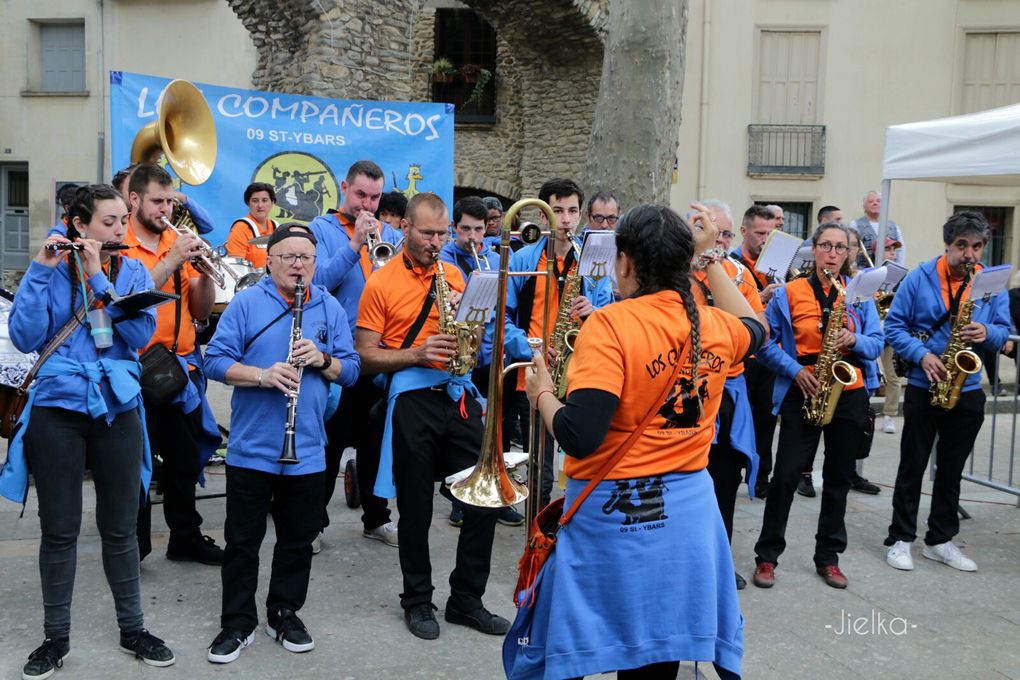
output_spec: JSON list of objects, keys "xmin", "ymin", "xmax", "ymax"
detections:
[{"xmin": 321, "ymin": 352, "xmax": 332, "ymax": 370}]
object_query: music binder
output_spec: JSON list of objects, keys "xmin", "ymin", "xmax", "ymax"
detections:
[{"xmin": 110, "ymin": 289, "xmax": 181, "ymax": 314}]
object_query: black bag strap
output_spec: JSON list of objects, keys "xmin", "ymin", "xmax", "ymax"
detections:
[
  {"xmin": 401, "ymin": 276, "xmax": 438, "ymax": 350},
  {"xmin": 736, "ymin": 253, "xmax": 765, "ymax": 291},
  {"xmin": 169, "ymin": 269, "xmax": 182, "ymax": 353},
  {"xmin": 243, "ymin": 306, "xmax": 293, "ymax": 354}
]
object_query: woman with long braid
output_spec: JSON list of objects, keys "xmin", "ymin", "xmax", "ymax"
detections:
[{"xmin": 506, "ymin": 204, "xmax": 764, "ymax": 680}]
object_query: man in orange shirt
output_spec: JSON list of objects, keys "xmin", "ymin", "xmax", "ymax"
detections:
[
  {"xmin": 356, "ymin": 193, "xmax": 506, "ymax": 641},
  {"xmin": 124, "ymin": 164, "xmax": 223, "ymax": 566},
  {"xmin": 225, "ymin": 182, "xmax": 278, "ymax": 268}
]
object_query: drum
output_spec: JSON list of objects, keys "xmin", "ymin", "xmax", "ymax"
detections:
[
  {"xmin": 0, "ymin": 296, "xmax": 37, "ymax": 388},
  {"xmin": 213, "ymin": 257, "xmax": 254, "ymax": 314}
]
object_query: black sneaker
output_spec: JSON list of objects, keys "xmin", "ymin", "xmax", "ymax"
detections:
[
  {"xmin": 119, "ymin": 629, "xmax": 175, "ymax": 667},
  {"xmin": 404, "ymin": 603, "xmax": 440, "ymax": 640},
  {"xmin": 448, "ymin": 507, "xmax": 464, "ymax": 527},
  {"xmin": 166, "ymin": 535, "xmax": 224, "ymax": 566},
  {"xmin": 444, "ymin": 602, "xmax": 510, "ymax": 635},
  {"xmin": 23, "ymin": 638, "xmax": 69, "ymax": 680},
  {"xmin": 497, "ymin": 506, "xmax": 525, "ymax": 527},
  {"xmin": 266, "ymin": 608, "xmax": 314, "ymax": 653},
  {"xmin": 797, "ymin": 474, "xmax": 816, "ymax": 498},
  {"xmin": 735, "ymin": 571, "xmax": 747, "ymax": 590},
  {"xmin": 850, "ymin": 476, "xmax": 881, "ymax": 495},
  {"xmin": 207, "ymin": 628, "xmax": 255, "ymax": 664}
]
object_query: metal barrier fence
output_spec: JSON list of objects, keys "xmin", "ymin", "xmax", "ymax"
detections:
[{"xmin": 962, "ymin": 334, "xmax": 1020, "ymax": 505}]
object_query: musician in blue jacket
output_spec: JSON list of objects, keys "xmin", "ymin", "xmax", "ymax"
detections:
[
  {"xmin": 883, "ymin": 211, "xmax": 1010, "ymax": 573},
  {"xmin": 308, "ymin": 160, "xmax": 402, "ymax": 549},
  {"xmin": 204, "ymin": 224, "xmax": 360, "ymax": 664},
  {"xmin": 2, "ymin": 184, "xmax": 175, "ymax": 678}
]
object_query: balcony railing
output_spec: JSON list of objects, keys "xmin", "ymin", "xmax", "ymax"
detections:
[{"xmin": 747, "ymin": 124, "xmax": 826, "ymax": 177}]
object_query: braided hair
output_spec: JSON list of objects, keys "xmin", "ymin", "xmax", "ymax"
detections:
[
  {"xmin": 615, "ymin": 204, "xmax": 703, "ymax": 399},
  {"xmin": 66, "ymin": 184, "xmax": 126, "ymax": 316}
]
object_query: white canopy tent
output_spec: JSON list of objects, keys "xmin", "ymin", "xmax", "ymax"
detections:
[{"xmin": 875, "ymin": 103, "xmax": 1020, "ymax": 254}]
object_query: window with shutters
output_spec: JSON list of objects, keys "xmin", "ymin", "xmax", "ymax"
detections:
[
  {"xmin": 40, "ymin": 23, "xmax": 86, "ymax": 92},
  {"xmin": 961, "ymin": 32, "xmax": 1020, "ymax": 114},
  {"xmin": 748, "ymin": 29, "xmax": 826, "ymax": 177}
]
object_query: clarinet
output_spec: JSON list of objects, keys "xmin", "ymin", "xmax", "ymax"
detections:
[{"xmin": 278, "ymin": 275, "xmax": 305, "ymax": 465}]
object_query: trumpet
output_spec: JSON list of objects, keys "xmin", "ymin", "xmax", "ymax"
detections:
[
  {"xmin": 160, "ymin": 203, "xmax": 225, "ymax": 288},
  {"xmin": 467, "ymin": 238, "xmax": 490, "ymax": 271},
  {"xmin": 367, "ymin": 230, "xmax": 399, "ymax": 268}
]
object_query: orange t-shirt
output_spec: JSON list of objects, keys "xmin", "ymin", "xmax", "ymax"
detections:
[
  {"xmin": 225, "ymin": 215, "xmax": 277, "ymax": 268},
  {"xmin": 358, "ymin": 253, "xmax": 467, "ymax": 371},
  {"xmin": 124, "ymin": 219, "xmax": 201, "ymax": 357},
  {"xmin": 936, "ymin": 255, "xmax": 980, "ymax": 310},
  {"xmin": 786, "ymin": 276, "xmax": 864, "ymax": 390},
  {"xmin": 564, "ymin": 290, "xmax": 752, "ymax": 480},
  {"xmin": 691, "ymin": 259, "xmax": 765, "ymax": 378},
  {"xmin": 517, "ymin": 251, "xmax": 573, "ymax": 389}
]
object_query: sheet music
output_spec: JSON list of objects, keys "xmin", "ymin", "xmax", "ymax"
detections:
[
  {"xmin": 455, "ymin": 270, "xmax": 499, "ymax": 324},
  {"xmin": 579, "ymin": 231, "xmax": 616, "ymax": 280},
  {"xmin": 792, "ymin": 241, "xmax": 814, "ymax": 273},
  {"xmin": 877, "ymin": 260, "xmax": 908, "ymax": 292},
  {"xmin": 754, "ymin": 231, "xmax": 802, "ymax": 282},
  {"xmin": 970, "ymin": 264, "xmax": 1013, "ymax": 301},
  {"xmin": 843, "ymin": 267, "xmax": 887, "ymax": 305}
]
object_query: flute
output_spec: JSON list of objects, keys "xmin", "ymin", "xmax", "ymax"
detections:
[{"xmin": 47, "ymin": 242, "xmax": 130, "ymax": 252}]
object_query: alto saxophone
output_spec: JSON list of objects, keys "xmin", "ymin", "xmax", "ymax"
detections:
[
  {"xmin": 803, "ymin": 270, "xmax": 859, "ymax": 427},
  {"xmin": 931, "ymin": 263, "xmax": 982, "ymax": 410},
  {"xmin": 433, "ymin": 255, "xmax": 482, "ymax": 377},
  {"xmin": 550, "ymin": 240, "xmax": 583, "ymax": 399}
]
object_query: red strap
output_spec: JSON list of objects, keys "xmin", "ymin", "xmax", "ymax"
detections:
[{"xmin": 557, "ymin": 352, "xmax": 686, "ymax": 528}]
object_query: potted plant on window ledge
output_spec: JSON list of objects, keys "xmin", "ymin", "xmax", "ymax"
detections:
[
  {"xmin": 431, "ymin": 57, "xmax": 456, "ymax": 84},
  {"xmin": 462, "ymin": 67, "xmax": 493, "ymax": 107}
]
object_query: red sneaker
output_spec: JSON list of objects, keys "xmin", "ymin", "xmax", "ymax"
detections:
[
  {"xmin": 816, "ymin": 564, "xmax": 848, "ymax": 589},
  {"xmin": 752, "ymin": 562, "xmax": 776, "ymax": 588}
]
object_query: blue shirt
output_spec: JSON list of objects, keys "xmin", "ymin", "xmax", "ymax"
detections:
[{"xmin": 204, "ymin": 277, "xmax": 360, "ymax": 475}]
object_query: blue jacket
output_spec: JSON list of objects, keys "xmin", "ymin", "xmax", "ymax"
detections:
[
  {"xmin": 439, "ymin": 240, "xmax": 500, "ymax": 367},
  {"xmin": 204, "ymin": 277, "xmax": 360, "ymax": 475},
  {"xmin": 503, "ymin": 237, "xmax": 615, "ymax": 361},
  {"xmin": 758, "ymin": 280, "xmax": 884, "ymax": 415},
  {"xmin": 9, "ymin": 258, "xmax": 156, "ymax": 415},
  {"xmin": 885, "ymin": 256, "xmax": 1010, "ymax": 392},
  {"xmin": 309, "ymin": 212, "xmax": 403, "ymax": 336}
]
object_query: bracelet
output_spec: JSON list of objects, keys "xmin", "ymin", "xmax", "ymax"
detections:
[
  {"xmin": 692, "ymin": 247, "xmax": 728, "ymax": 271},
  {"xmin": 535, "ymin": 389, "xmax": 557, "ymax": 407},
  {"xmin": 257, "ymin": 369, "xmax": 264, "ymax": 388}
]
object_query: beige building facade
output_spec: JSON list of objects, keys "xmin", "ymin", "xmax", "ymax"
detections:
[
  {"xmin": 672, "ymin": 0, "xmax": 1020, "ymax": 268},
  {"xmin": 0, "ymin": 0, "xmax": 255, "ymax": 278}
]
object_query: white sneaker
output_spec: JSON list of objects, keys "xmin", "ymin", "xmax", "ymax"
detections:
[
  {"xmin": 882, "ymin": 416, "xmax": 896, "ymax": 434},
  {"xmin": 363, "ymin": 521, "xmax": 399, "ymax": 547},
  {"xmin": 886, "ymin": 541, "xmax": 914, "ymax": 570},
  {"xmin": 311, "ymin": 535, "xmax": 322, "ymax": 555},
  {"xmin": 922, "ymin": 541, "xmax": 977, "ymax": 572}
]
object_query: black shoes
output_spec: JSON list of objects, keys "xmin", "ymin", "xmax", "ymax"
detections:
[
  {"xmin": 797, "ymin": 473, "xmax": 816, "ymax": 497},
  {"xmin": 735, "ymin": 571, "xmax": 747, "ymax": 590},
  {"xmin": 754, "ymin": 482, "xmax": 769, "ymax": 499},
  {"xmin": 266, "ymin": 608, "xmax": 314, "ymax": 653},
  {"xmin": 405, "ymin": 603, "xmax": 441, "ymax": 640},
  {"xmin": 166, "ymin": 535, "xmax": 224, "ymax": 565},
  {"xmin": 119, "ymin": 629, "xmax": 175, "ymax": 667},
  {"xmin": 23, "ymin": 638, "xmax": 69, "ymax": 679},
  {"xmin": 850, "ymin": 475, "xmax": 881, "ymax": 495},
  {"xmin": 445, "ymin": 602, "xmax": 511, "ymax": 635},
  {"xmin": 207, "ymin": 628, "xmax": 255, "ymax": 664}
]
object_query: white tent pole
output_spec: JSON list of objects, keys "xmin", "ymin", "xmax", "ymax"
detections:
[{"xmin": 875, "ymin": 178, "xmax": 892, "ymax": 265}]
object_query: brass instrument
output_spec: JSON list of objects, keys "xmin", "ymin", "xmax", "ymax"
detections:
[
  {"xmin": 278, "ymin": 276, "xmax": 306, "ymax": 464},
  {"xmin": 368, "ymin": 231, "xmax": 399, "ymax": 268},
  {"xmin": 803, "ymin": 270, "xmax": 859, "ymax": 427},
  {"xmin": 876, "ymin": 291, "xmax": 895, "ymax": 320},
  {"xmin": 130, "ymin": 79, "xmax": 217, "ymax": 186},
  {"xmin": 450, "ymin": 199, "xmax": 558, "ymax": 525},
  {"xmin": 549, "ymin": 239, "xmax": 583, "ymax": 399},
  {"xmin": 931, "ymin": 263, "xmax": 982, "ymax": 410},
  {"xmin": 467, "ymin": 239, "xmax": 490, "ymax": 271},
  {"xmin": 160, "ymin": 202, "xmax": 226, "ymax": 288},
  {"xmin": 859, "ymin": 244, "xmax": 875, "ymax": 269},
  {"xmin": 434, "ymin": 254, "xmax": 483, "ymax": 377}
]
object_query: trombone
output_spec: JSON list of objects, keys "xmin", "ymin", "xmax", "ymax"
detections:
[{"xmin": 449, "ymin": 198, "xmax": 558, "ymax": 527}]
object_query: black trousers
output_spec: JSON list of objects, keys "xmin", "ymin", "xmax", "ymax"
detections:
[
  {"xmin": 322, "ymin": 375, "xmax": 390, "ymax": 532},
  {"xmin": 221, "ymin": 465, "xmax": 324, "ymax": 633},
  {"xmin": 508, "ymin": 390, "xmax": 555, "ymax": 507},
  {"xmin": 390, "ymin": 388, "xmax": 498, "ymax": 611},
  {"xmin": 706, "ymin": 390, "xmax": 744, "ymax": 542},
  {"xmin": 137, "ymin": 371, "xmax": 205, "ymax": 555},
  {"xmin": 754, "ymin": 388, "xmax": 867, "ymax": 567},
  {"xmin": 885, "ymin": 385, "xmax": 985, "ymax": 547},
  {"xmin": 744, "ymin": 357, "xmax": 777, "ymax": 487}
]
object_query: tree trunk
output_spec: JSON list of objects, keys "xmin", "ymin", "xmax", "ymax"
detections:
[{"xmin": 584, "ymin": 0, "xmax": 688, "ymax": 208}]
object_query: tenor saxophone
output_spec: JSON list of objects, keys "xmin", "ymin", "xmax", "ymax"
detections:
[
  {"xmin": 434, "ymin": 255, "xmax": 482, "ymax": 377},
  {"xmin": 550, "ymin": 240, "xmax": 583, "ymax": 399},
  {"xmin": 803, "ymin": 270, "xmax": 859, "ymax": 427},
  {"xmin": 931, "ymin": 263, "xmax": 982, "ymax": 410}
]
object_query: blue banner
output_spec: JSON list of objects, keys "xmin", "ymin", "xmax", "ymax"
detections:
[{"xmin": 110, "ymin": 71, "xmax": 455, "ymax": 246}]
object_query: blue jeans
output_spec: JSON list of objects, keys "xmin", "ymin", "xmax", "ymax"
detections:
[{"xmin": 25, "ymin": 407, "xmax": 145, "ymax": 639}]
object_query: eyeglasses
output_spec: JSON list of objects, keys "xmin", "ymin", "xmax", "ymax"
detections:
[
  {"xmin": 485, "ymin": 215, "xmax": 502, "ymax": 223},
  {"xmin": 590, "ymin": 214, "xmax": 619, "ymax": 225},
  {"xmin": 270, "ymin": 253, "xmax": 316, "ymax": 265},
  {"xmin": 815, "ymin": 242, "xmax": 849, "ymax": 254},
  {"xmin": 719, "ymin": 230, "xmax": 735, "ymax": 240}
]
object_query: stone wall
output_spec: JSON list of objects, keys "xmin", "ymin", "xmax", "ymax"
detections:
[{"xmin": 228, "ymin": 0, "xmax": 608, "ymax": 202}]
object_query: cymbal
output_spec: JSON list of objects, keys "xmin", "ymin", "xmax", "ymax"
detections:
[{"xmin": 248, "ymin": 234, "xmax": 271, "ymax": 245}]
